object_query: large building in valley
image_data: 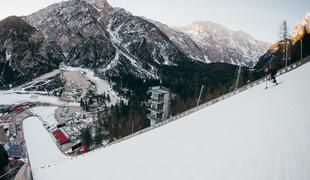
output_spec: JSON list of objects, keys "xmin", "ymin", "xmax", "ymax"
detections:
[{"xmin": 147, "ymin": 86, "xmax": 170, "ymax": 126}]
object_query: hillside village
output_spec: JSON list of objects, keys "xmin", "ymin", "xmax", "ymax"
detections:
[{"xmin": 0, "ymin": 66, "xmax": 127, "ymax": 178}]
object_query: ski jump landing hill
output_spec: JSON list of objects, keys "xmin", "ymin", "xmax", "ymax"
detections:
[{"xmin": 24, "ymin": 56, "xmax": 310, "ymax": 180}]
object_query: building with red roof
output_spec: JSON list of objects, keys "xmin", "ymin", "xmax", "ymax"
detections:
[{"xmin": 52, "ymin": 129, "xmax": 69, "ymax": 145}]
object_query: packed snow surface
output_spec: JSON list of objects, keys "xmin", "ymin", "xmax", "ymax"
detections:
[
  {"xmin": 28, "ymin": 62, "xmax": 310, "ymax": 180},
  {"xmin": 23, "ymin": 117, "xmax": 68, "ymax": 177},
  {"xmin": 0, "ymin": 92, "xmax": 61, "ymax": 105},
  {"xmin": 0, "ymin": 91, "xmax": 79, "ymax": 107},
  {"xmin": 29, "ymin": 106, "xmax": 58, "ymax": 126}
]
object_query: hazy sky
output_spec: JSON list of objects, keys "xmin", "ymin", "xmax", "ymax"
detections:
[{"xmin": 0, "ymin": 0, "xmax": 309, "ymax": 42}]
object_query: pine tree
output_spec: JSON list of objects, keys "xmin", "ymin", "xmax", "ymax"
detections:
[
  {"xmin": 81, "ymin": 128, "xmax": 92, "ymax": 150},
  {"xmin": 85, "ymin": 100, "xmax": 90, "ymax": 112},
  {"xmin": 94, "ymin": 127, "xmax": 103, "ymax": 146},
  {"xmin": 0, "ymin": 144, "xmax": 9, "ymax": 176},
  {"xmin": 80, "ymin": 99, "xmax": 84, "ymax": 109},
  {"xmin": 304, "ymin": 26, "xmax": 308, "ymax": 35}
]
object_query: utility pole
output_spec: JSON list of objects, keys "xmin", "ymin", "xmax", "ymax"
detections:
[
  {"xmin": 265, "ymin": 76, "xmax": 268, "ymax": 89},
  {"xmin": 282, "ymin": 45, "xmax": 285, "ymax": 68},
  {"xmin": 235, "ymin": 65, "xmax": 242, "ymax": 90},
  {"xmin": 196, "ymin": 85, "xmax": 205, "ymax": 107},
  {"xmin": 301, "ymin": 36, "xmax": 303, "ymax": 60},
  {"xmin": 286, "ymin": 38, "xmax": 291, "ymax": 66},
  {"xmin": 230, "ymin": 59, "xmax": 243, "ymax": 91},
  {"xmin": 282, "ymin": 40, "xmax": 289, "ymax": 67},
  {"xmin": 286, "ymin": 40, "xmax": 289, "ymax": 66},
  {"xmin": 131, "ymin": 121, "xmax": 134, "ymax": 134}
]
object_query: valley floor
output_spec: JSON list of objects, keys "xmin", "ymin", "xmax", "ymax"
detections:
[{"xmin": 0, "ymin": 66, "xmax": 122, "ymax": 179}]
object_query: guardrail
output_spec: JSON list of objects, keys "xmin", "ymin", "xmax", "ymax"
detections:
[
  {"xmin": 103, "ymin": 56, "xmax": 310, "ymax": 149},
  {"xmin": 0, "ymin": 166, "xmax": 20, "ymax": 179}
]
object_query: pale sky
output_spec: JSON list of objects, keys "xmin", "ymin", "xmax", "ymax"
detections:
[{"xmin": 0, "ymin": 0, "xmax": 309, "ymax": 42}]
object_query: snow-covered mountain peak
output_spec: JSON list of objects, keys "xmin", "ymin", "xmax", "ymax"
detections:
[
  {"xmin": 82, "ymin": 0, "xmax": 112, "ymax": 11},
  {"xmin": 152, "ymin": 20, "xmax": 269, "ymax": 66},
  {"xmin": 179, "ymin": 21, "xmax": 263, "ymax": 43},
  {"xmin": 181, "ymin": 20, "xmax": 230, "ymax": 36}
]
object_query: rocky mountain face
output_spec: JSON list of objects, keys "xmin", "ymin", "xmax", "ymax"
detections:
[
  {"xmin": 0, "ymin": 0, "xmax": 266, "ymax": 89},
  {"xmin": 149, "ymin": 19, "xmax": 269, "ymax": 67},
  {"xmin": 0, "ymin": 16, "xmax": 64, "ymax": 88},
  {"xmin": 22, "ymin": 0, "xmax": 191, "ymax": 80},
  {"xmin": 154, "ymin": 21, "xmax": 269, "ymax": 67},
  {"xmin": 24, "ymin": 0, "xmax": 115, "ymax": 70},
  {"xmin": 149, "ymin": 20, "xmax": 208, "ymax": 62}
]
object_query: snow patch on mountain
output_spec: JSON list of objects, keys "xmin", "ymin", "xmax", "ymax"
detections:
[
  {"xmin": 5, "ymin": 49, "xmax": 11, "ymax": 61},
  {"xmin": 84, "ymin": 0, "xmax": 111, "ymax": 11},
  {"xmin": 60, "ymin": 65, "xmax": 126, "ymax": 106},
  {"xmin": 106, "ymin": 18, "xmax": 159, "ymax": 78}
]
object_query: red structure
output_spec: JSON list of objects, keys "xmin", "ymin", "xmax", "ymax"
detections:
[
  {"xmin": 11, "ymin": 106, "xmax": 24, "ymax": 113},
  {"xmin": 52, "ymin": 129, "xmax": 69, "ymax": 145},
  {"xmin": 79, "ymin": 145, "xmax": 87, "ymax": 153},
  {"xmin": 11, "ymin": 102, "xmax": 35, "ymax": 113}
]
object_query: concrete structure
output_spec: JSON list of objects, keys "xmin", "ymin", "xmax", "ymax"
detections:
[{"xmin": 147, "ymin": 86, "xmax": 170, "ymax": 126}]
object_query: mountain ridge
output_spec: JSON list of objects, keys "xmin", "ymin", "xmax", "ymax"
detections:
[
  {"xmin": 1, "ymin": 0, "xmax": 267, "ymax": 89},
  {"xmin": 0, "ymin": 16, "xmax": 64, "ymax": 88},
  {"xmin": 177, "ymin": 21, "xmax": 269, "ymax": 66}
]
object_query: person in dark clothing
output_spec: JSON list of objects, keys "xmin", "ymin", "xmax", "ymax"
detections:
[{"xmin": 265, "ymin": 62, "xmax": 277, "ymax": 84}]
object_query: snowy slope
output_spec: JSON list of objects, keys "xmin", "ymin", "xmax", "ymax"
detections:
[
  {"xmin": 29, "ymin": 106, "xmax": 59, "ymax": 126},
  {"xmin": 0, "ymin": 92, "xmax": 61, "ymax": 105},
  {"xmin": 0, "ymin": 90, "xmax": 80, "ymax": 107},
  {"xmin": 23, "ymin": 117, "xmax": 68, "ymax": 170},
  {"xmin": 26, "ymin": 61, "xmax": 310, "ymax": 180}
]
